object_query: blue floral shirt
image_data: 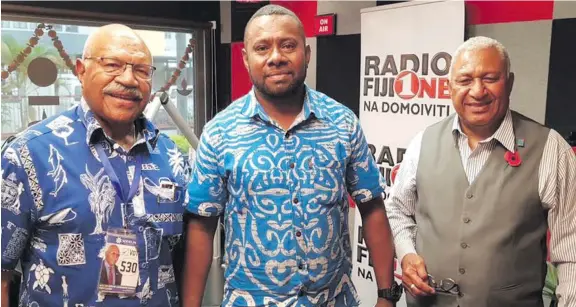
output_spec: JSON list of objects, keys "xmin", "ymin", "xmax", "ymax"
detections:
[
  {"xmin": 1, "ymin": 101, "xmax": 190, "ymax": 307},
  {"xmin": 186, "ymin": 86, "xmax": 385, "ymax": 306}
]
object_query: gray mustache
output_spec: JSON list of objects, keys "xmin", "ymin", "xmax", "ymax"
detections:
[{"xmin": 103, "ymin": 83, "xmax": 143, "ymax": 101}]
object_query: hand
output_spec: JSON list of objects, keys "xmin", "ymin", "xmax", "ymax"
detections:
[
  {"xmin": 401, "ymin": 253, "xmax": 435, "ymax": 297},
  {"xmin": 375, "ymin": 297, "xmax": 394, "ymax": 307}
]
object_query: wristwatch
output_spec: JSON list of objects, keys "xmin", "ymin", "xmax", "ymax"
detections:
[{"xmin": 377, "ymin": 281, "xmax": 403, "ymax": 303}]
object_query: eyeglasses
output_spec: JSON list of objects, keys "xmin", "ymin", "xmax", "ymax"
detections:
[
  {"xmin": 427, "ymin": 274, "xmax": 461, "ymax": 296},
  {"xmin": 84, "ymin": 57, "xmax": 156, "ymax": 80}
]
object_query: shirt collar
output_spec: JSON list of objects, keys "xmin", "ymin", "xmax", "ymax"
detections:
[
  {"xmin": 452, "ymin": 109, "xmax": 516, "ymax": 152},
  {"xmin": 77, "ymin": 98, "xmax": 160, "ymax": 149},
  {"xmin": 239, "ymin": 85, "xmax": 327, "ymax": 121}
]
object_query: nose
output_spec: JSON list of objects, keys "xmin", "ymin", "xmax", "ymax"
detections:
[
  {"xmin": 115, "ymin": 64, "xmax": 139, "ymax": 87},
  {"xmin": 267, "ymin": 46, "xmax": 285, "ymax": 67},
  {"xmin": 468, "ymin": 78, "xmax": 487, "ymax": 100}
]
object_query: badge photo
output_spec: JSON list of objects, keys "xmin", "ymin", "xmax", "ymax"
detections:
[{"xmin": 98, "ymin": 229, "xmax": 139, "ymax": 295}]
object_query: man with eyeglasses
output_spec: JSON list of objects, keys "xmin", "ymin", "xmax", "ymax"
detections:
[
  {"xmin": 385, "ymin": 36, "xmax": 576, "ymax": 307},
  {"xmin": 1, "ymin": 24, "xmax": 189, "ymax": 307}
]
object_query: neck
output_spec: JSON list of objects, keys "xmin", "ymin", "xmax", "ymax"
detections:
[
  {"xmin": 96, "ymin": 116, "xmax": 136, "ymax": 150},
  {"xmin": 255, "ymin": 86, "xmax": 305, "ymax": 130},
  {"xmin": 459, "ymin": 116, "xmax": 504, "ymax": 149}
]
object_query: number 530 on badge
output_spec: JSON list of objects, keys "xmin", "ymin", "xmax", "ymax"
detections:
[{"xmin": 98, "ymin": 229, "xmax": 139, "ymax": 296}]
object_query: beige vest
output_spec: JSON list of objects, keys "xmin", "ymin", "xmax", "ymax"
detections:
[{"xmin": 407, "ymin": 111, "xmax": 550, "ymax": 307}]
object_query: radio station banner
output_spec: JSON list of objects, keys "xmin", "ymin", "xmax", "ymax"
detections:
[{"xmin": 352, "ymin": 1, "xmax": 464, "ymax": 306}]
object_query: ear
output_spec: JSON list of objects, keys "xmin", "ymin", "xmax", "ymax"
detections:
[
  {"xmin": 506, "ymin": 72, "xmax": 515, "ymax": 96},
  {"xmin": 75, "ymin": 58, "xmax": 86, "ymax": 85},
  {"xmin": 242, "ymin": 47, "xmax": 249, "ymax": 71},
  {"xmin": 305, "ymin": 44, "xmax": 311, "ymax": 67}
]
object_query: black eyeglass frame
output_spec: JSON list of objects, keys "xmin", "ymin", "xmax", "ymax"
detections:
[{"xmin": 427, "ymin": 274, "xmax": 462, "ymax": 296}]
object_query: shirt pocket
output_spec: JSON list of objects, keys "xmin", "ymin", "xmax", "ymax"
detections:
[{"xmin": 141, "ymin": 176, "xmax": 185, "ymax": 237}]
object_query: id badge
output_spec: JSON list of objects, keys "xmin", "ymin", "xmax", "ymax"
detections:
[{"xmin": 98, "ymin": 228, "xmax": 139, "ymax": 295}]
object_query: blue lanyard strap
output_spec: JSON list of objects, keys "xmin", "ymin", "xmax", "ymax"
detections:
[{"xmin": 95, "ymin": 143, "xmax": 142, "ymax": 206}]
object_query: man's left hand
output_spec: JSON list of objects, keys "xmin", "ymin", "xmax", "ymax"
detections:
[{"xmin": 375, "ymin": 298, "xmax": 394, "ymax": 307}]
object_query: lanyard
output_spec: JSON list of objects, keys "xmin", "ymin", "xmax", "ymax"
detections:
[{"xmin": 95, "ymin": 143, "xmax": 142, "ymax": 227}]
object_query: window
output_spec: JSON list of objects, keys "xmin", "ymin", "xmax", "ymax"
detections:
[
  {"xmin": 1, "ymin": 18, "xmax": 203, "ymax": 154},
  {"xmin": 12, "ymin": 22, "xmax": 27, "ymax": 29},
  {"xmin": 65, "ymin": 25, "xmax": 79, "ymax": 33}
]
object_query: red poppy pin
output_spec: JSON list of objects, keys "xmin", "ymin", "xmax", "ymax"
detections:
[
  {"xmin": 504, "ymin": 150, "xmax": 522, "ymax": 167},
  {"xmin": 505, "ymin": 138, "xmax": 524, "ymax": 167},
  {"xmin": 391, "ymin": 164, "xmax": 401, "ymax": 185}
]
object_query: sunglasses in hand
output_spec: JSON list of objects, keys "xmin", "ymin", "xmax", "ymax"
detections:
[{"xmin": 427, "ymin": 274, "xmax": 462, "ymax": 296}]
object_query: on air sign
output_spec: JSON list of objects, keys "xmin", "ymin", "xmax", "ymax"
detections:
[{"xmin": 314, "ymin": 14, "xmax": 336, "ymax": 36}]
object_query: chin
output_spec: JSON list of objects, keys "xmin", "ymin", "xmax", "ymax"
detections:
[
  {"xmin": 466, "ymin": 117, "xmax": 494, "ymax": 128},
  {"xmin": 270, "ymin": 84, "xmax": 303, "ymax": 97},
  {"xmin": 105, "ymin": 111, "xmax": 140, "ymax": 124}
]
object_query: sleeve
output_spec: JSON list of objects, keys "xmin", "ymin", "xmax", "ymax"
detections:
[
  {"xmin": 543, "ymin": 131, "xmax": 576, "ymax": 307},
  {"xmin": 345, "ymin": 115, "xmax": 385, "ymax": 204},
  {"xmin": 1, "ymin": 142, "xmax": 36, "ymax": 271},
  {"xmin": 384, "ymin": 131, "xmax": 423, "ymax": 262},
  {"xmin": 185, "ymin": 129, "xmax": 228, "ymax": 217}
]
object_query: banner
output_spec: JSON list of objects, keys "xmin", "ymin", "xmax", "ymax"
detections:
[{"xmin": 352, "ymin": 1, "xmax": 464, "ymax": 306}]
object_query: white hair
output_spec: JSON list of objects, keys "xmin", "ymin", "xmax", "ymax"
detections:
[{"xmin": 449, "ymin": 36, "xmax": 511, "ymax": 80}]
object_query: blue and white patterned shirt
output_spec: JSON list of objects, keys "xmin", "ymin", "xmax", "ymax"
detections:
[
  {"xmin": 186, "ymin": 86, "xmax": 385, "ymax": 307},
  {"xmin": 1, "ymin": 101, "xmax": 190, "ymax": 307}
]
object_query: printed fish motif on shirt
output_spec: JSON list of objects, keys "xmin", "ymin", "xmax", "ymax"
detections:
[{"xmin": 47, "ymin": 144, "xmax": 68, "ymax": 197}]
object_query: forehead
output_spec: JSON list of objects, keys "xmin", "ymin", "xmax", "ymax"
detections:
[
  {"xmin": 92, "ymin": 34, "xmax": 150, "ymax": 62},
  {"xmin": 246, "ymin": 15, "xmax": 303, "ymax": 43},
  {"xmin": 453, "ymin": 47, "xmax": 505, "ymax": 74}
]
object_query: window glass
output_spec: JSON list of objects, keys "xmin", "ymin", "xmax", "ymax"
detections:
[{"xmin": 1, "ymin": 20, "xmax": 197, "ymax": 153}]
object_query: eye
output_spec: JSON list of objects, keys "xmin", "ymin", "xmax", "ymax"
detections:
[
  {"xmin": 282, "ymin": 43, "xmax": 296, "ymax": 50},
  {"xmin": 102, "ymin": 59, "xmax": 123, "ymax": 70},
  {"xmin": 254, "ymin": 45, "xmax": 268, "ymax": 52},
  {"xmin": 456, "ymin": 78, "xmax": 471, "ymax": 85},
  {"xmin": 135, "ymin": 66, "xmax": 151, "ymax": 77}
]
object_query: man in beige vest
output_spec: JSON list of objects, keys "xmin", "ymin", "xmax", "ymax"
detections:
[{"xmin": 385, "ymin": 36, "xmax": 576, "ymax": 307}]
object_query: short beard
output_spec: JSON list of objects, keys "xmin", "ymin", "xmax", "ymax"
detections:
[{"xmin": 251, "ymin": 71, "xmax": 307, "ymax": 100}]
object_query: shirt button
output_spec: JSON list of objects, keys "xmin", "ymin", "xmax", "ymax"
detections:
[
  {"xmin": 459, "ymin": 268, "xmax": 466, "ymax": 274},
  {"xmin": 461, "ymin": 242, "xmax": 468, "ymax": 249},
  {"xmin": 296, "ymin": 231, "xmax": 302, "ymax": 237},
  {"xmin": 293, "ymin": 198, "xmax": 299, "ymax": 204},
  {"xmin": 463, "ymin": 217, "xmax": 471, "ymax": 223},
  {"xmin": 466, "ymin": 193, "xmax": 473, "ymax": 199},
  {"xmin": 290, "ymin": 162, "xmax": 295, "ymax": 169}
]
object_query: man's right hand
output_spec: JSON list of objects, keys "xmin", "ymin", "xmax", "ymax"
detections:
[
  {"xmin": 1, "ymin": 271, "xmax": 12, "ymax": 307},
  {"xmin": 400, "ymin": 253, "xmax": 435, "ymax": 297}
]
